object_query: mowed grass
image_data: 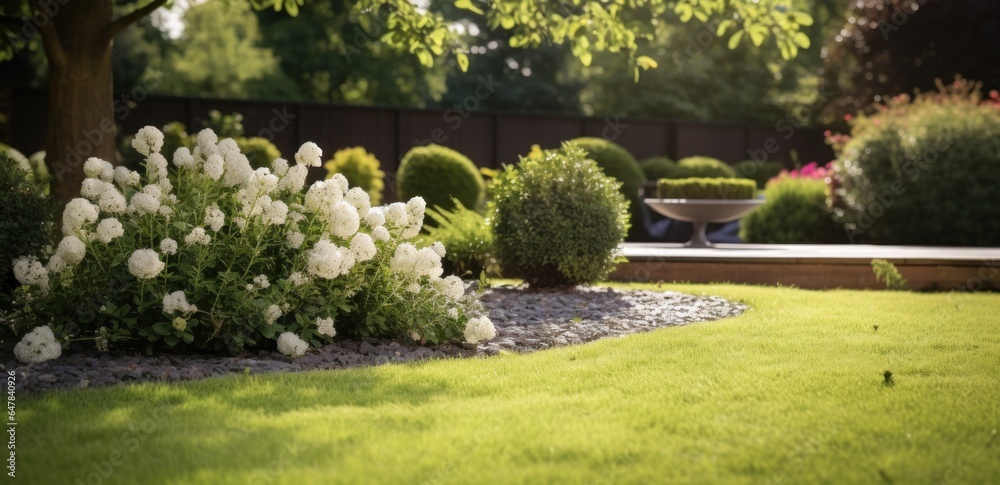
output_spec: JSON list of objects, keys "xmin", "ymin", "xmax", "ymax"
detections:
[{"xmin": 15, "ymin": 284, "xmax": 1000, "ymax": 484}]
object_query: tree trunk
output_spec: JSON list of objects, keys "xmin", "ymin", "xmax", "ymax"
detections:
[{"xmin": 44, "ymin": 1, "xmax": 116, "ymax": 205}]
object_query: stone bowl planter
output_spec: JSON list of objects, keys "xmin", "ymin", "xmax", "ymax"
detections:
[{"xmin": 644, "ymin": 198, "xmax": 765, "ymax": 248}]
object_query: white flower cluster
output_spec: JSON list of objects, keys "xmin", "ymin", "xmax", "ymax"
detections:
[
  {"xmin": 55, "ymin": 235, "xmax": 86, "ymax": 265},
  {"xmin": 316, "ymin": 317, "xmax": 336, "ymax": 337},
  {"xmin": 381, "ymin": 198, "xmax": 426, "ymax": 240},
  {"xmin": 390, "ymin": 243, "xmax": 444, "ymax": 279},
  {"xmin": 128, "ymin": 249, "xmax": 165, "ymax": 280},
  {"xmin": 162, "ymin": 290, "xmax": 197, "ymax": 316},
  {"xmin": 263, "ymin": 304, "xmax": 282, "ymax": 325},
  {"xmin": 63, "ymin": 198, "xmax": 99, "ymax": 236},
  {"xmin": 434, "ymin": 275, "xmax": 465, "ymax": 300},
  {"xmin": 132, "ymin": 126, "xmax": 165, "ymax": 157},
  {"xmin": 160, "ymin": 238, "xmax": 178, "ymax": 255},
  {"xmin": 96, "ymin": 218, "xmax": 124, "ymax": 243},
  {"xmin": 14, "ymin": 326, "xmax": 62, "ymax": 364},
  {"xmin": 304, "ymin": 177, "xmax": 362, "ymax": 238},
  {"xmin": 185, "ymin": 227, "xmax": 211, "ymax": 246},
  {"xmin": 13, "ymin": 256, "xmax": 48, "ymax": 287},
  {"xmin": 295, "ymin": 142, "xmax": 323, "ymax": 167},
  {"xmin": 463, "ymin": 316, "xmax": 496, "ymax": 344},
  {"xmin": 277, "ymin": 332, "xmax": 308, "ymax": 358},
  {"xmin": 307, "ymin": 239, "xmax": 354, "ymax": 279},
  {"xmin": 204, "ymin": 204, "xmax": 225, "ymax": 232}
]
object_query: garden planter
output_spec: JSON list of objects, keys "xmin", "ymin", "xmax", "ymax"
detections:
[{"xmin": 644, "ymin": 198, "xmax": 765, "ymax": 248}]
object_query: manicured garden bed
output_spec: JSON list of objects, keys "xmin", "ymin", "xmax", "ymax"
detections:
[{"xmin": 14, "ymin": 283, "xmax": 1000, "ymax": 484}]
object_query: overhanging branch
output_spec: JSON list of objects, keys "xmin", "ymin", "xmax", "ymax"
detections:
[{"xmin": 99, "ymin": 0, "xmax": 169, "ymax": 45}]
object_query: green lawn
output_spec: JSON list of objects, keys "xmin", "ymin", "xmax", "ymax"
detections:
[{"xmin": 15, "ymin": 284, "xmax": 1000, "ymax": 484}]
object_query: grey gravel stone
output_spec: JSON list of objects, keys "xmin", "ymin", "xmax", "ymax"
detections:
[{"xmin": 3, "ymin": 285, "xmax": 746, "ymax": 393}]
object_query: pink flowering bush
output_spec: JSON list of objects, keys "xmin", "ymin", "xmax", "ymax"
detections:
[
  {"xmin": 8, "ymin": 127, "xmax": 493, "ymax": 362},
  {"xmin": 770, "ymin": 161, "xmax": 833, "ymax": 184}
]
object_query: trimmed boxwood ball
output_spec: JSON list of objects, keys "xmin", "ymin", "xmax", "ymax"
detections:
[
  {"xmin": 639, "ymin": 156, "xmax": 680, "ymax": 181},
  {"xmin": 397, "ymin": 144, "xmax": 485, "ymax": 212},
  {"xmin": 740, "ymin": 178, "xmax": 847, "ymax": 244},
  {"xmin": 675, "ymin": 156, "xmax": 737, "ymax": 179},
  {"xmin": 492, "ymin": 143, "xmax": 629, "ymax": 288},
  {"xmin": 568, "ymin": 137, "xmax": 645, "ymax": 238}
]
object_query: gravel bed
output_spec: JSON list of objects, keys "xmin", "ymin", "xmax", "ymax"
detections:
[{"xmin": 2, "ymin": 285, "xmax": 747, "ymax": 393}]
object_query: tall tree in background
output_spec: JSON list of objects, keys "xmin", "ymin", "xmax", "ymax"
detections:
[
  {"xmin": 1, "ymin": 0, "xmax": 811, "ymax": 204},
  {"xmin": 823, "ymin": 0, "xmax": 1000, "ymax": 118},
  {"xmin": 256, "ymin": 1, "xmax": 448, "ymax": 106},
  {"xmin": 160, "ymin": 1, "xmax": 299, "ymax": 99}
]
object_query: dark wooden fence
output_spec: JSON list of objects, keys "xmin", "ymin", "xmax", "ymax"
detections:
[{"xmin": 6, "ymin": 88, "xmax": 833, "ymax": 200}]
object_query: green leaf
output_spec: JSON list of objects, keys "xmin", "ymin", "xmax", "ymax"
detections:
[
  {"xmin": 579, "ymin": 51, "xmax": 593, "ymax": 67},
  {"xmin": 456, "ymin": 51, "xmax": 469, "ymax": 72},
  {"xmin": 716, "ymin": 19, "xmax": 733, "ymax": 36},
  {"xmin": 728, "ymin": 30, "xmax": 744, "ymax": 49},
  {"xmin": 416, "ymin": 49, "xmax": 434, "ymax": 68},
  {"xmin": 454, "ymin": 0, "xmax": 484, "ymax": 15},
  {"xmin": 636, "ymin": 56, "xmax": 658, "ymax": 70},
  {"xmin": 779, "ymin": 41, "xmax": 792, "ymax": 60},
  {"xmin": 749, "ymin": 25, "xmax": 767, "ymax": 47},
  {"xmin": 500, "ymin": 16, "xmax": 516, "ymax": 29},
  {"xmin": 152, "ymin": 322, "xmax": 172, "ymax": 335},
  {"xmin": 792, "ymin": 12, "xmax": 814, "ymax": 26},
  {"xmin": 675, "ymin": 3, "xmax": 693, "ymax": 22},
  {"xmin": 792, "ymin": 32, "xmax": 811, "ymax": 49}
]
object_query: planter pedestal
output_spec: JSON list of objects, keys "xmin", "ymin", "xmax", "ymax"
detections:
[{"xmin": 644, "ymin": 198, "xmax": 765, "ymax": 248}]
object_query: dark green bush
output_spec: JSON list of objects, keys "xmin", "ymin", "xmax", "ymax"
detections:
[
  {"xmin": 236, "ymin": 136, "xmax": 282, "ymax": 169},
  {"xmin": 418, "ymin": 199, "xmax": 497, "ymax": 278},
  {"xmin": 639, "ymin": 156, "xmax": 679, "ymax": 181},
  {"xmin": 674, "ymin": 156, "xmax": 737, "ymax": 179},
  {"xmin": 733, "ymin": 160, "xmax": 785, "ymax": 189},
  {"xmin": 397, "ymin": 144, "xmax": 485, "ymax": 212},
  {"xmin": 568, "ymin": 137, "xmax": 645, "ymax": 238},
  {"xmin": 492, "ymin": 142, "xmax": 629, "ymax": 288},
  {"xmin": 0, "ymin": 154, "xmax": 53, "ymax": 310},
  {"xmin": 657, "ymin": 177, "xmax": 758, "ymax": 199},
  {"xmin": 324, "ymin": 147, "xmax": 385, "ymax": 205},
  {"xmin": 833, "ymin": 81, "xmax": 1000, "ymax": 245},
  {"xmin": 740, "ymin": 178, "xmax": 846, "ymax": 243}
]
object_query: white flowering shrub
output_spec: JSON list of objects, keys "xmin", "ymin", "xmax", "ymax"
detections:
[{"xmin": 10, "ymin": 127, "xmax": 493, "ymax": 357}]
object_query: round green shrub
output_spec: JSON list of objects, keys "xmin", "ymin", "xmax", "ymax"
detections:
[
  {"xmin": 740, "ymin": 178, "xmax": 846, "ymax": 243},
  {"xmin": 0, "ymin": 153, "xmax": 53, "ymax": 312},
  {"xmin": 324, "ymin": 147, "xmax": 385, "ymax": 205},
  {"xmin": 732, "ymin": 160, "xmax": 784, "ymax": 189},
  {"xmin": 492, "ymin": 142, "xmax": 629, "ymax": 288},
  {"xmin": 834, "ymin": 85, "xmax": 1000, "ymax": 245},
  {"xmin": 568, "ymin": 137, "xmax": 645, "ymax": 238},
  {"xmin": 639, "ymin": 156, "xmax": 680, "ymax": 181},
  {"xmin": 675, "ymin": 156, "xmax": 737, "ymax": 179},
  {"xmin": 236, "ymin": 136, "xmax": 282, "ymax": 170},
  {"xmin": 397, "ymin": 144, "xmax": 485, "ymax": 212}
]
